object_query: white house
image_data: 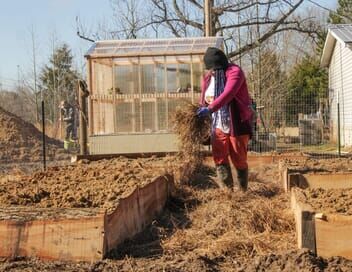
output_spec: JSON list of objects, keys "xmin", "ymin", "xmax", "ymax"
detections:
[{"xmin": 321, "ymin": 24, "xmax": 352, "ymax": 146}]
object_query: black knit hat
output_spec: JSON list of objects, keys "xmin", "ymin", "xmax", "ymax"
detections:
[{"xmin": 203, "ymin": 47, "xmax": 228, "ymax": 70}]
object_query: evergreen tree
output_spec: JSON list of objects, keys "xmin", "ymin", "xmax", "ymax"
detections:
[
  {"xmin": 285, "ymin": 56, "xmax": 328, "ymax": 125},
  {"xmin": 329, "ymin": 0, "xmax": 352, "ymax": 24},
  {"xmin": 39, "ymin": 44, "xmax": 80, "ymax": 122}
]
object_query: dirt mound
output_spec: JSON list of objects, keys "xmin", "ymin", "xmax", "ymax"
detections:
[
  {"xmin": 0, "ymin": 156, "xmax": 173, "ymax": 214},
  {"xmin": 0, "ymin": 106, "xmax": 67, "ymax": 163},
  {"xmin": 2, "ymin": 250, "xmax": 352, "ymax": 272},
  {"xmin": 281, "ymin": 157, "xmax": 352, "ymax": 173},
  {"xmin": 243, "ymin": 248, "xmax": 352, "ymax": 271},
  {"xmin": 300, "ymin": 188, "xmax": 352, "ymax": 215}
]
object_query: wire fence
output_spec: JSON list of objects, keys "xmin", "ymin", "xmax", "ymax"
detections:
[
  {"xmin": 1, "ymin": 59, "xmax": 349, "ymax": 162},
  {"xmin": 249, "ymin": 88, "xmax": 347, "ymax": 158},
  {"xmin": 86, "ymin": 53, "xmax": 349, "ymax": 158}
]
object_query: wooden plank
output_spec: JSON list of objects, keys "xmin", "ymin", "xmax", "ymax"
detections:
[
  {"xmin": 89, "ymin": 52, "xmax": 207, "ymax": 59},
  {"xmin": 301, "ymin": 211, "xmax": 316, "ymax": 253},
  {"xmin": 302, "ymin": 173, "xmax": 352, "ymax": 189},
  {"xmin": 282, "ymin": 167, "xmax": 289, "ymax": 192},
  {"xmin": 138, "ymin": 58, "xmax": 143, "ymax": 132},
  {"xmin": 0, "ymin": 212, "xmax": 105, "ymax": 262},
  {"xmin": 278, "ymin": 161, "xmax": 288, "ymax": 191},
  {"xmin": 87, "ymin": 59, "xmax": 94, "ymax": 136},
  {"xmin": 71, "ymin": 151, "xmax": 181, "ymax": 163},
  {"xmin": 290, "ymin": 188, "xmax": 316, "ymax": 252},
  {"xmin": 112, "ymin": 62, "xmax": 117, "ymax": 134},
  {"xmin": 72, "ymin": 153, "xmax": 308, "ymax": 165},
  {"xmin": 190, "ymin": 54, "xmax": 194, "ymax": 104},
  {"xmin": 164, "ymin": 55, "xmax": 169, "ymax": 130},
  {"xmin": 283, "ymin": 172, "xmax": 352, "ymax": 191},
  {"xmin": 288, "ymin": 173, "xmax": 306, "ymax": 191},
  {"xmin": 247, "ymin": 154, "xmax": 306, "ymax": 168},
  {"xmin": 247, "ymin": 155, "xmax": 274, "ymax": 168},
  {"xmin": 104, "ymin": 175, "xmax": 173, "ymax": 254},
  {"xmin": 315, "ymin": 214, "xmax": 352, "ymax": 259}
]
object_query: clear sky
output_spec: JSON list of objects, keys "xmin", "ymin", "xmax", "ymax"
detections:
[{"xmin": 0, "ymin": 0, "xmax": 337, "ymax": 90}]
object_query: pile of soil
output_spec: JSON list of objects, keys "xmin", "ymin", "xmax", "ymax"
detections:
[
  {"xmin": 281, "ymin": 157, "xmax": 352, "ymax": 173},
  {"xmin": 0, "ymin": 249, "xmax": 352, "ymax": 272},
  {"xmin": 300, "ymin": 188, "xmax": 352, "ymax": 215},
  {"xmin": 2, "ymin": 249, "xmax": 352, "ymax": 272},
  {"xmin": 0, "ymin": 157, "xmax": 173, "ymax": 213},
  {"xmin": 0, "ymin": 106, "xmax": 67, "ymax": 163},
  {"xmin": 243, "ymin": 248, "xmax": 352, "ymax": 271}
]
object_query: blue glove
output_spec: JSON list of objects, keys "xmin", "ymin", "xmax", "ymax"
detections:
[{"xmin": 196, "ymin": 107, "xmax": 211, "ymax": 117}]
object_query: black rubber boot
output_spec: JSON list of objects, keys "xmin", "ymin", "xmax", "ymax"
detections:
[
  {"xmin": 237, "ymin": 168, "xmax": 249, "ymax": 192},
  {"xmin": 223, "ymin": 164, "xmax": 234, "ymax": 188},
  {"xmin": 215, "ymin": 164, "xmax": 230, "ymax": 189}
]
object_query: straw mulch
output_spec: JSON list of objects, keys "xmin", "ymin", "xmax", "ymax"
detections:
[
  {"xmin": 106, "ymin": 164, "xmax": 297, "ymax": 271},
  {"xmin": 161, "ymin": 181, "xmax": 295, "ymax": 264},
  {"xmin": 172, "ymin": 102, "xmax": 211, "ymax": 181}
]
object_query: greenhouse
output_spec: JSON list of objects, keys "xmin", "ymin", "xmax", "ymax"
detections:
[{"xmin": 85, "ymin": 37, "xmax": 223, "ymax": 154}]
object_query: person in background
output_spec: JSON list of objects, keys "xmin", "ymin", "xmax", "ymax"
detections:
[
  {"xmin": 197, "ymin": 47, "xmax": 253, "ymax": 192},
  {"xmin": 60, "ymin": 100, "xmax": 76, "ymax": 140}
]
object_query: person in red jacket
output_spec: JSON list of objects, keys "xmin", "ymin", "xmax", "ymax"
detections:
[{"xmin": 197, "ymin": 47, "xmax": 253, "ymax": 191}]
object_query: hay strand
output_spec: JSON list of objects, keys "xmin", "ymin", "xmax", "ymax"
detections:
[{"xmin": 172, "ymin": 102, "xmax": 211, "ymax": 180}]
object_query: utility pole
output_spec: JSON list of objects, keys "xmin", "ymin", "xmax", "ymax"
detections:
[
  {"xmin": 204, "ymin": 0, "xmax": 212, "ymax": 36},
  {"xmin": 256, "ymin": 0, "xmax": 262, "ymax": 104},
  {"xmin": 238, "ymin": 13, "xmax": 242, "ymax": 67}
]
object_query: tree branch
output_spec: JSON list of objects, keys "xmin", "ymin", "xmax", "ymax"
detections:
[
  {"xmin": 172, "ymin": 0, "xmax": 203, "ymax": 30},
  {"xmin": 228, "ymin": 0, "xmax": 305, "ymax": 58}
]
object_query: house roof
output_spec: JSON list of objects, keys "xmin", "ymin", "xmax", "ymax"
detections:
[
  {"xmin": 321, "ymin": 24, "xmax": 352, "ymax": 67},
  {"xmin": 85, "ymin": 37, "xmax": 223, "ymax": 58}
]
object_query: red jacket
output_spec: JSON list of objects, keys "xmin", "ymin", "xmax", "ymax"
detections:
[{"xmin": 200, "ymin": 64, "xmax": 253, "ymax": 136}]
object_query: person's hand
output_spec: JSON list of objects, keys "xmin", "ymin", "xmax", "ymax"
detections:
[{"xmin": 196, "ymin": 107, "xmax": 211, "ymax": 117}]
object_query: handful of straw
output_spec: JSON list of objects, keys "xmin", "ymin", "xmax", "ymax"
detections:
[{"xmin": 172, "ymin": 102, "xmax": 211, "ymax": 180}]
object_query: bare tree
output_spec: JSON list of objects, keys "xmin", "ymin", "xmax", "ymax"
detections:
[
  {"xmin": 77, "ymin": 0, "xmax": 322, "ymax": 58},
  {"xmin": 110, "ymin": 0, "xmax": 146, "ymax": 39},
  {"xmin": 148, "ymin": 0, "xmax": 322, "ymax": 57},
  {"xmin": 77, "ymin": 0, "xmax": 152, "ymax": 41},
  {"xmin": 13, "ymin": 26, "xmax": 42, "ymax": 123}
]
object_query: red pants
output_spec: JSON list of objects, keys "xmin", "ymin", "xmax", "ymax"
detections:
[{"xmin": 212, "ymin": 128, "xmax": 249, "ymax": 170}]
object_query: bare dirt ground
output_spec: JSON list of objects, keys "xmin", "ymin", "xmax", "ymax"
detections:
[
  {"xmin": 299, "ymin": 187, "xmax": 352, "ymax": 215},
  {"xmin": 0, "ymin": 157, "xmax": 172, "ymax": 214},
  {"xmin": 280, "ymin": 157, "xmax": 352, "ymax": 173},
  {"xmin": 2, "ymin": 249, "xmax": 352, "ymax": 272},
  {"xmin": 0, "ymin": 106, "xmax": 69, "ymax": 164},
  {"xmin": 1, "ymin": 160, "xmax": 352, "ymax": 271}
]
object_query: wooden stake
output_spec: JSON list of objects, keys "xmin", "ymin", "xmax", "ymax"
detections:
[{"xmin": 204, "ymin": 0, "xmax": 212, "ymax": 37}]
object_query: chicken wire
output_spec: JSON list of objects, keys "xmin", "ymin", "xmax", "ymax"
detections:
[{"xmin": 249, "ymin": 87, "xmax": 347, "ymax": 158}]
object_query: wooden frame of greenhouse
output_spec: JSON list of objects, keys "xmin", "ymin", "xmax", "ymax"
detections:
[{"xmin": 85, "ymin": 37, "xmax": 223, "ymax": 154}]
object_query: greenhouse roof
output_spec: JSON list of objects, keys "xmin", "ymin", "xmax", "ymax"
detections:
[{"xmin": 85, "ymin": 37, "xmax": 223, "ymax": 58}]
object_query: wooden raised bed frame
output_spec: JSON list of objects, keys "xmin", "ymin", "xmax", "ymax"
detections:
[
  {"xmin": 291, "ymin": 188, "xmax": 352, "ymax": 259},
  {"xmin": 0, "ymin": 174, "xmax": 174, "ymax": 262},
  {"xmin": 281, "ymin": 160, "xmax": 352, "ymax": 259},
  {"xmin": 282, "ymin": 168, "xmax": 352, "ymax": 192}
]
